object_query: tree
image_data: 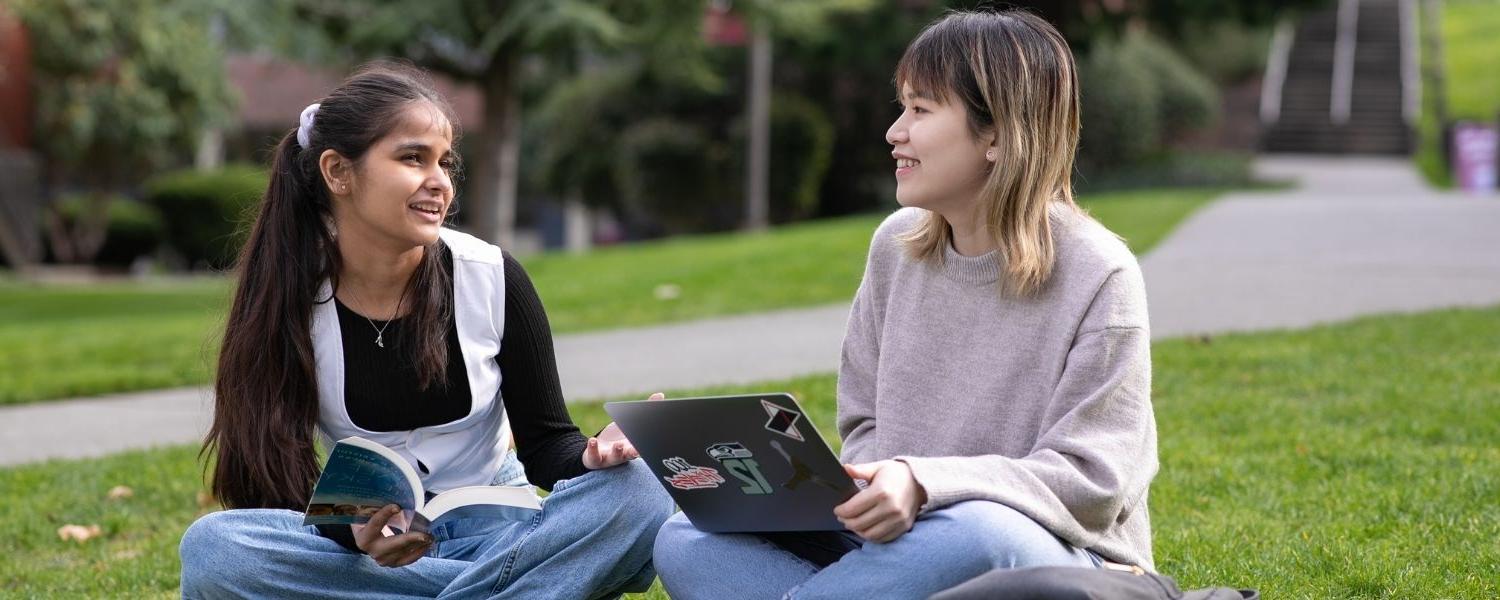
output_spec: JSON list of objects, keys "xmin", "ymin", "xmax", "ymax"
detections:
[
  {"xmin": 13, "ymin": 0, "xmax": 236, "ymax": 264},
  {"xmin": 294, "ymin": 0, "xmax": 697, "ymax": 248}
]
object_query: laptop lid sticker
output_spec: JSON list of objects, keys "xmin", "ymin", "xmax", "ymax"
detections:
[
  {"xmin": 705, "ymin": 442, "xmax": 773, "ymax": 495},
  {"xmin": 761, "ymin": 399, "xmax": 805, "ymax": 442},
  {"xmin": 661, "ymin": 457, "xmax": 725, "ymax": 490},
  {"xmin": 770, "ymin": 439, "xmax": 845, "ymax": 493}
]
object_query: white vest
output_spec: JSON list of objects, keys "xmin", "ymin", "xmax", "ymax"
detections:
[{"xmin": 311, "ymin": 228, "xmax": 513, "ymax": 493}]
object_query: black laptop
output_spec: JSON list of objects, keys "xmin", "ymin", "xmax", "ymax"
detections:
[{"xmin": 604, "ymin": 393, "xmax": 860, "ymax": 532}]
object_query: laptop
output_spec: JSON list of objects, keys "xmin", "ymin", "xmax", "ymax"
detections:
[{"xmin": 604, "ymin": 393, "xmax": 860, "ymax": 532}]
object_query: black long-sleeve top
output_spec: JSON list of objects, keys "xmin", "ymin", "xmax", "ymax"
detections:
[{"xmin": 318, "ymin": 246, "xmax": 588, "ymax": 551}]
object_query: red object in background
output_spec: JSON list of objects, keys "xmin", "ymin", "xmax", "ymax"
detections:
[
  {"xmin": 0, "ymin": 5, "xmax": 34, "ymax": 149},
  {"xmin": 702, "ymin": 4, "xmax": 748, "ymax": 47}
]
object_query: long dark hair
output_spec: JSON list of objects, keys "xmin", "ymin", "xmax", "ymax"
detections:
[{"xmin": 205, "ymin": 60, "xmax": 462, "ymax": 510}]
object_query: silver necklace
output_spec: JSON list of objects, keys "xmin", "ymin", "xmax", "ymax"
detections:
[{"xmin": 348, "ymin": 287, "xmax": 405, "ymax": 348}]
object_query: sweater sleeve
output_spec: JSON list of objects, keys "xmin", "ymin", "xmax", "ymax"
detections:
[
  {"xmin": 497, "ymin": 251, "xmax": 591, "ymax": 490},
  {"xmin": 896, "ymin": 267, "xmax": 1158, "ymax": 551},
  {"xmin": 836, "ymin": 277, "xmax": 882, "ymax": 465}
]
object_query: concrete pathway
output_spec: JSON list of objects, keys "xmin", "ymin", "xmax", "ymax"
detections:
[
  {"xmin": 5, "ymin": 155, "xmax": 1500, "ymax": 466},
  {"xmin": 1142, "ymin": 155, "xmax": 1500, "ymax": 337}
]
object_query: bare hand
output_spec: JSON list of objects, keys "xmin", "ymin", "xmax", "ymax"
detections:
[
  {"xmin": 352, "ymin": 504, "xmax": 433, "ymax": 567},
  {"xmin": 833, "ymin": 460, "xmax": 927, "ymax": 543},
  {"xmin": 582, "ymin": 392, "xmax": 664, "ymax": 469}
]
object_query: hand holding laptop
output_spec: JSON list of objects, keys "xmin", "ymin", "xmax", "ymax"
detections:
[
  {"xmin": 833, "ymin": 460, "xmax": 929, "ymax": 543},
  {"xmin": 605, "ymin": 393, "xmax": 863, "ymax": 532},
  {"xmin": 583, "ymin": 392, "xmax": 665, "ymax": 469}
]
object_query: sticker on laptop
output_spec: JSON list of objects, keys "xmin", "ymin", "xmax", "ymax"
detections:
[
  {"xmin": 761, "ymin": 399, "xmax": 805, "ymax": 442},
  {"xmin": 705, "ymin": 442, "xmax": 773, "ymax": 495},
  {"xmin": 661, "ymin": 457, "xmax": 725, "ymax": 490},
  {"xmin": 706, "ymin": 442, "xmax": 754, "ymax": 461},
  {"xmin": 769, "ymin": 439, "xmax": 845, "ymax": 492}
]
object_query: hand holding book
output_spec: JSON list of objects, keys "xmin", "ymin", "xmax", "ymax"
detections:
[
  {"xmin": 303, "ymin": 436, "xmax": 543, "ymax": 566},
  {"xmin": 353, "ymin": 504, "xmax": 433, "ymax": 567}
]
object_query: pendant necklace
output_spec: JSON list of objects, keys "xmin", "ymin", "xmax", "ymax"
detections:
[{"xmin": 350, "ymin": 286, "xmax": 405, "ymax": 348}]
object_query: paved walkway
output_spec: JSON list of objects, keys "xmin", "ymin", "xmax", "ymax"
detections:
[{"xmin": 5, "ymin": 155, "xmax": 1500, "ymax": 466}]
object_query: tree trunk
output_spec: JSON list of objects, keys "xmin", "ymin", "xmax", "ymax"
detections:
[
  {"xmin": 563, "ymin": 187, "xmax": 592, "ymax": 254},
  {"xmin": 40, "ymin": 191, "xmax": 110, "ymax": 265},
  {"xmin": 745, "ymin": 23, "xmax": 772, "ymax": 231},
  {"xmin": 468, "ymin": 53, "xmax": 523, "ymax": 248}
]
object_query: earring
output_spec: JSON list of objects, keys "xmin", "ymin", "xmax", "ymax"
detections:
[{"xmin": 985, "ymin": 150, "xmax": 995, "ymax": 161}]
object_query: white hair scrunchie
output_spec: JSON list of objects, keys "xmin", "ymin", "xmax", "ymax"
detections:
[{"xmin": 296, "ymin": 103, "xmax": 321, "ymax": 149}]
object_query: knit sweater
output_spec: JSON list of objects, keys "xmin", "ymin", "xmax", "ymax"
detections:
[{"xmin": 837, "ymin": 206, "xmax": 1157, "ymax": 569}]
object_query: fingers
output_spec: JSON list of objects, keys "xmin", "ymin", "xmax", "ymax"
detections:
[
  {"xmin": 648, "ymin": 392, "xmax": 665, "ymax": 401},
  {"xmin": 859, "ymin": 519, "xmax": 908, "ymax": 544},
  {"xmin": 839, "ymin": 501, "xmax": 910, "ymax": 543},
  {"xmin": 839, "ymin": 501, "xmax": 892, "ymax": 533},
  {"xmin": 371, "ymin": 532, "xmax": 433, "ymax": 567},
  {"xmin": 384, "ymin": 535, "xmax": 433, "ymax": 567},
  {"xmin": 584, "ymin": 437, "xmax": 641, "ymax": 470},
  {"xmin": 833, "ymin": 487, "xmax": 880, "ymax": 520},
  {"xmin": 354, "ymin": 505, "xmax": 399, "ymax": 550},
  {"xmin": 353, "ymin": 505, "xmax": 433, "ymax": 567},
  {"xmin": 583, "ymin": 437, "xmax": 603, "ymax": 469},
  {"xmin": 843, "ymin": 462, "xmax": 882, "ymax": 481}
]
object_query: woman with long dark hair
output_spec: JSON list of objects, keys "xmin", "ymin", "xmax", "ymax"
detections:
[
  {"xmin": 654, "ymin": 11, "xmax": 1157, "ymax": 599},
  {"xmin": 179, "ymin": 61, "xmax": 673, "ymax": 598}
]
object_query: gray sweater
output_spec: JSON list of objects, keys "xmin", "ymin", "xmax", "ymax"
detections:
[{"xmin": 837, "ymin": 206, "xmax": 1157, "ymax": 569}]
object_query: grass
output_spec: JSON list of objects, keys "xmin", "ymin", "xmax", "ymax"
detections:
[
  {"xmin": 0, "ymin": 187, "xmax": 1220, "ymax": 406},
  {"xmin": 0, "ymin": 280, "xmax": 231, "ymax": 405},
  {"xmin": 1416, "ymin": 0, "xmax": 1500, "ymax": 187},
  {"xmin": 4, "ymin": 304, "xmax": 1497, "ymax": 597}
]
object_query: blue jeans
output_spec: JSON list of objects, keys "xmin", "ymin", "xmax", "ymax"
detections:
[
  {"xmin": 180, "ymin": 456, "xmax": 674, "ymax": 599},
  {"xmin": 653, "ymin": 500, "xmax": 1102, "ymax": 600}
]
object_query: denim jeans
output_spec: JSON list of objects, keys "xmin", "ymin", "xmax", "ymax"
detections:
[
  {"xmin": 653, "ymin": 500, "xmax": 1103, "ymax": 600},
  {"xmin": 179, "ymin": 454, "xmax": 674, "ymax": 599}
]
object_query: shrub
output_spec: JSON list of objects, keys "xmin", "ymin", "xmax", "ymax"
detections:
[
  {"xmin": 1078, "ymin": 32, "xmax": 1221, "ymax": 171},
  {"xmin": 1078, "ymin": 38, "xmax": 1162, "ymax": 169},
  {"xmin": 731, "ymin": 93, "xmax": 837, "ymax": 223},
  {"xmin": 613, "ymin": 119, "xmax": 732, "ymax": 234},
  {"xmin": 1127, "ymin": 30, "xmax": 1221, "ymax": 141},
  {"xmin": 143, "ymin": 165, "xmax": 267, "ymax": 270},
  {"xmin": 51, "ymin": 195, "xmax": 165, "ymax": 267}
]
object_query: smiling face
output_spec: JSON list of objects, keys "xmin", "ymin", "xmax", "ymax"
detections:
[
  {"xmin": 327, "ymin": 101, "xmax": 457, "ymax": 250},
  {"xmin": 886, "ymin": 82, "xmax": 994, "ymax": 216}
]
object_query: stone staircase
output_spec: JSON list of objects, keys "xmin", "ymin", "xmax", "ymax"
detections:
[{"xmin": 1262, "ymin": 0, "xmax": 1412, "ymax": 155}]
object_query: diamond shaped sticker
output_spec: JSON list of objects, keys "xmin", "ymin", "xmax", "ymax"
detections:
[{"xmin": 761, "ymin": 399, "xmax": 805, "ymax": 442}]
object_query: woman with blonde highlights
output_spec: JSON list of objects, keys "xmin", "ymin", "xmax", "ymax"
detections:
[{"xmin": 654, "ymin": 11, "xmax": 1157, "ymax": 599}]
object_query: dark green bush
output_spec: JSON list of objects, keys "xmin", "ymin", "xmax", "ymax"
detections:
[
  {"xmin": 1127, "ymin": 30, "xmax": 1221, "ymax": 140},
  {"xmin": 1078, "ymin": 32, "xmax": 1220, "ymax": 171},
  {"xmin": 613, "ymin": 119, "xmax": 731, "ymax": 233},
  {"xmin": 52, "ymin": 194, "xmax": 165, "ymax": 267},
  {"xmin": 731, "ymin": 93, "xmax": 836, "ymax": 223},
  {"xmin": 144, "ymin": 165, "xmax": 266, "ymax": 270},
  {"xmin": 1078, "ymin": 39, "xmax": 1161, "ymax": 169}
]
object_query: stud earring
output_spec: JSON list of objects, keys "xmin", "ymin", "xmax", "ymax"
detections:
[{"xmin": 985, "ymin": 150, "xmax": 995, "ymax": 161}]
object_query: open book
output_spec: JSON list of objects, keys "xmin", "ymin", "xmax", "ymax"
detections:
[{"xmin": 302, "ymin": 436, "xmax": 540, "ymax": 534}]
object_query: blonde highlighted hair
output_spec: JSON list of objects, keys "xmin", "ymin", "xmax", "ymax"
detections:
[{"xmin": 894, "ymin": 10, "xmax": 1082, "ymax": 297}]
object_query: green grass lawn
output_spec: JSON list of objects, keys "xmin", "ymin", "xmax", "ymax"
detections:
[
  {"xmin": 1416, "ymin": 0, "xmax": 1500, "ymax": 186},
  {"xmin": 0, "ymin": 187, "xmax": 1220, "ymax": 406},
  {"xmin": 4, "ymin": 304, "xmax": 1496, "ymax": 597}
]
